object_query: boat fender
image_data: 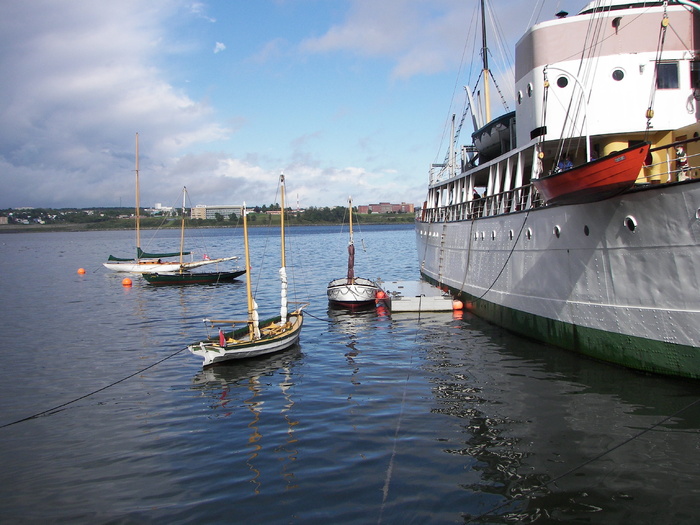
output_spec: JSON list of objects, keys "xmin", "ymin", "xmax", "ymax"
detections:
[{"xmin": 219, "ymin": 329, "xmax": 226, "ymax": 348}]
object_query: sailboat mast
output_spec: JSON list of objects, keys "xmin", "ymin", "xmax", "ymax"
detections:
[
  {"xmin": 280, "ymin": 173, "xmax": 286, "ymax": 268},
  {"xmin": 135, "ymin": 132, "xmax": 141, "ymax": 255},
  {"xmin": 349, "ymin": 196, "xmax": 354, "ymax": 246},
  {"xmin": 179, "ymin": 187, "xmax": 186, "ymax": 266},
  {"xmin": 347, "ymin": 196, "xmax": 355, "ymax": 282},
  {"xmin": 481, "ymin": 0, "xmax": 491, "ymax": 124},
  {"xmin": 242, "ymin": 204, "xmax": 259, "ymax": 339},
  {"xmin": 279, "ymin": 173, "xmax": 288, "ymax": 324}
]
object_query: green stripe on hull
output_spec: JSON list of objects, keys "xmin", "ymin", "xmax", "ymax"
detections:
[{"xmin": 422, "ymin": 273, "xmax": 700, "ymax": 380}]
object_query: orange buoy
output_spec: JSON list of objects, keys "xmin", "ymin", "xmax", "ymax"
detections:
[
  {"xmin": 77, "ymin": 268, "xmax": 86, "ymax": 275},
  {"xmin": 122, "ymin": 277, "xmax": 133, "ymax": 287},
  {"xmin": 376, "ymin": 290, "xmax": 386, "ymax": 299},
  {"xmin": 452, "ymin": 299, "xmax": 464, "ymax": 311}
]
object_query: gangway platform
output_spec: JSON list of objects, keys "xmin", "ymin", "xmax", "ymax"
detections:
[{"xmin": 380, "ymin": 280, "xmax": 459, "ymax": 313}]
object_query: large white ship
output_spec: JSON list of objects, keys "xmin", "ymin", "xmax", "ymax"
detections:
[{"xmin": 416, "ymin": 0, "xmax": 700, "ymax": 379}]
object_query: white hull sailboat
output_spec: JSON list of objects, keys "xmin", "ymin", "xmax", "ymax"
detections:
[
  {"xmin": 189, "ymin": 174, "xmax": 307, "ymax": 367},
  {"xmin": 104, "ymin": 134, "xmax": 236, "ymax": 274},
  {"xmin": 327, "ymin": 197, "xmax": 382, "ymax": 309}
]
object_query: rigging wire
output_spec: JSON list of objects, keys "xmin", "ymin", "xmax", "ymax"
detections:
[
  {"xmin": 0, "ymin": 347, "xmax": 188, "ymax": 430},
  {"xmin": 434, "ymin": 3, "xmax": 480, "ymax": 168}
]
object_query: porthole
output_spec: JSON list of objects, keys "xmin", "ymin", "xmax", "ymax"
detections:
[
  {"xmin": 612, "ymin": 69, "xmax": 625, "ymax": 81},
  {"xmin": 584, "ymin": 225, "xmax": 590, "ymax": 236},
  {"xmin": 474, "ymin": 232, "xmax": 478, "ymax": 241},
  {"xmin": 553, "ymin": 225, "xmax": 561, "ymax": 238},
  {"xmin": 509, "ymin": 229, "xmax": 514, "ymax": 240},
  {"xmin": 696, "ymin": 208, "xmax": 700, "ymax": 220},
  {"xmin": 491, "ymin": 231, "xmax": 496, "ymax": 240},
  {"xmin": 527, "ymin": 83, "xmax": 533, "ymax": 97},
  {"xmin": 480, "ymin": 231, "xmax": 485, "ymax": 240},
  {"xmin": 557, "ymin": 76, "xmax": 569, "ymax": 88},
  {"xmin": 624, "ymin": 216, "xmax": 637, "ymax": 232},
  {"xmin": 517, "ymin": 91, "xmax": 523, "ymax": 104},
  {"xmin": 526, "ymin": 228, "xmax": 533, "ymax": 240}
]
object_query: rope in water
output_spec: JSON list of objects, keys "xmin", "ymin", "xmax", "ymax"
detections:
[{"xmin": 0, "ymin": 347, "xmax": 188, "ymax": 429}]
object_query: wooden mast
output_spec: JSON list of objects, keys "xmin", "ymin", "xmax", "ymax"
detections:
[
  {"xmin": 347, "ymin": 196, "xmax": 355, "ymax": 282},
  {"xmin": 481, "ymin": 0, "xmax": 491, "ymax": 124},
  {"xmin": 135, "ymin": 132, "xmax": 141, "ymax": 257},
  {"xmin": 279, "ymin": 173, "xmax": 288, "ymax": 324},
  {"xmin": 179, "ymin": 187, "xmax": 187, "ymax": 267},
  {"xmin": 242, "ymin": 203, "xmax": 259, "ymax": 339}
]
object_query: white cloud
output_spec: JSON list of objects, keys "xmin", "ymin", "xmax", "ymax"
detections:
[
  {"xmin": 214, "ymin": 42, "xmax": 226, "ymax": 53},
  {"xmin": 0, "ymin": 0, "xmax": 230, "ymax": 208}
]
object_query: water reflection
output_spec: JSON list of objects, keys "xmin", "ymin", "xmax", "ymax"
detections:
[
  {"xmin": 421, "ymin": 312, "xmax": 700, "ymax": 523},
  {"xmin": 191, "ymin": 350, "xmax": 302, "ymax": 494}
]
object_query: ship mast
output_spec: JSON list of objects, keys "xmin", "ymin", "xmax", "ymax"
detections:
[{"xmin": 481, "ymin": 0, "xmax": 491, "ymax": 124}]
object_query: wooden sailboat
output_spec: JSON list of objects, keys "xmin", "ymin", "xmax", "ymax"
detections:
[
  {"xmin": 104, "ymin": 133, "xmax": 236, "ymax": 274},
  {"xmin": 327, "ymin": 196, "xmax": 382, "ymax": 309},
  {"xmin": 188, "ymin": 173, "xmax": 307, "ymax": 367},
  {"xmin": 143, "ymin": 187, "xmax": 244, "ymax": 285}
]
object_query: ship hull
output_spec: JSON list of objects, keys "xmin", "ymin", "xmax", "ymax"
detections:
[{"xmin": 416, "ymin": 181, "xmax": 700, "ymax": 379}]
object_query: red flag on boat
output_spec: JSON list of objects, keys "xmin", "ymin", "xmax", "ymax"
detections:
[{"xmin": 219, "ymin": 329, "xmax": 226, "ymax": 348}]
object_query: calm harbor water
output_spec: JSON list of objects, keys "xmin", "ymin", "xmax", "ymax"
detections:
[{"xmin": 1, "ymin": 223, "xmax": 699, "ymax": 524}]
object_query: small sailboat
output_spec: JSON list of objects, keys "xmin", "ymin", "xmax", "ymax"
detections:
[
  {"xmin": 188, "ymin": 173, "xmax": 307, "ymax": 367},
  {"xmin": 142, "ymin": 187, "xmax": 244, "ymax": 285},
  {"xmin": 104, "ymin": 133, "xmax": 236, "ymax": 274},
  {"xmin": 327, "ymin": 197, "xmax": 382, "ymax": 309}
]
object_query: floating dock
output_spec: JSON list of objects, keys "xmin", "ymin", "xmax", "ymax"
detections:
[{"xmin": 380, "ymin": 280, "xmax": 459, "ymax": 313}]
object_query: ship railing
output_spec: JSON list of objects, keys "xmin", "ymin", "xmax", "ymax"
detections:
[
  {"xmin": 417, "ymin": 184, "xmax": 543, "ymax": 223},
  {"xmin": 637, "ymin": 138, "xmax": 700, "ymax": 184}
]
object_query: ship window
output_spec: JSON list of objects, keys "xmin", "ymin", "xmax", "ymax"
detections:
[
  {"xmin": 517, "ymin": 91, "xmax": 523, "ymax": 104},
  {"xmin": 527, "ymin": 83, "xmax": 533, "ymax": 96},
  {"xmin": 553, "ymin": 225, "xmax": 561, "ymax": 237},
  {"xmin": 612, "ymin": 69, "xmax": 624, "ymax": 81},
  {"xmin": 509, "ymin": 230, "xmax": 514, "ymax": 240},
  {"xmin": 491, "ymin": 231, "xmax": 496, "ymax": 240},
  {"xmin": 691, "ymin": 61, "xmax": 700, "ymax": 89},
  {"xmin": 526, "ymin": 228, "xmax": 532, "ymax": 240},
  {"xmin": 556, "ymin": 76, "xmax": 568, "ymax": 88},
  {"xmin": 584, "ymin": 225, "xmax": 590, "ymax": 236},
  {"xmin": 624, "ymin": 216, "xmax": 637, "ymax": 232},
  {"xmin": 656, "ymin": 62, "xmax": 679, "ymax": 89}
]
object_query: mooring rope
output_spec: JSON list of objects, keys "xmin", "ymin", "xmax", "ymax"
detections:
[
  {"xmin": 378, "ymin": 296, "xmax": 423, "ymax": 523},
  {"xmin": 0, "ymin": 346, "xmax": 188, "ymax": 429}
]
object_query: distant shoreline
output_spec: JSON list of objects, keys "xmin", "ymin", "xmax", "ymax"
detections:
[{"xmin": 0, "ymin": 220, "xmax": 414, "ymax": 234}]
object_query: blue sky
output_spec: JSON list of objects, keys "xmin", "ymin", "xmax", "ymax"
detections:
[{"xmin": 0, "ymin": 0, "xmax": 584, "ymax": 210}]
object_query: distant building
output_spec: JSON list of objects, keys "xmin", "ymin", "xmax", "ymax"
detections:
[
  {"xmin": 191, "ymin": 204, "xmax": 243, "ymax": 220},
  {"xmin": 357, "ymin": 202, "xmax": 414, "ymax": 214}
]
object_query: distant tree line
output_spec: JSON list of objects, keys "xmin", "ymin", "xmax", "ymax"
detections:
[{"xmin": 0, "ymin": 204, "xmax": 414, "ymax": 229}]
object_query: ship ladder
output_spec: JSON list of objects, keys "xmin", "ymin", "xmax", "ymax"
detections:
[{"xmin": 438, "ymin": 224, "xmax": 447, "ymax": 284}]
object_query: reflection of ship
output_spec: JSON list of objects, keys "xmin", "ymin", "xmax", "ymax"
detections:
[
  {"xmin": 416, "ymin": 0, "xmax": 700, "ymax": 379},
  {"xmin": 192, "ymin": 350, "xmax": 302, "ymax": 493},
  {"xmin": 422, "ymin": 311, "xmax": 700, "ymax": 522}
]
